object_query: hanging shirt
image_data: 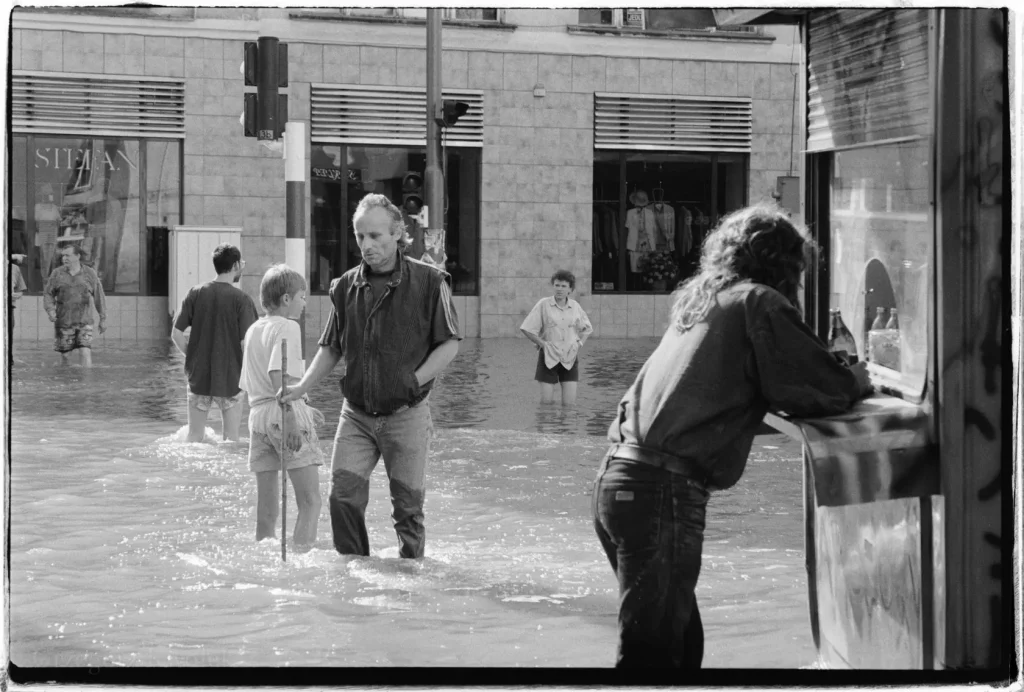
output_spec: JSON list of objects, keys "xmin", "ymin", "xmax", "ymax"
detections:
[
  {"xmin": 651, "ymin": 202, "xmax": 676, "ymax": 252},
  {"xmin": 520, "ymin": 296, "xmax": 594, "ymax": 370},
  {"xmin": 676, "ymin": 205, "xmax": 693, "ymax": 258},
  {"xmin": 625, "ymin": 206, "xmax": 657, "ymax": 272}
]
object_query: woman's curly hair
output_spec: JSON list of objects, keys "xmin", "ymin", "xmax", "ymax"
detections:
[{"xmin": 670, "ymin": 202, "xmax": 814, "ymax": 332}]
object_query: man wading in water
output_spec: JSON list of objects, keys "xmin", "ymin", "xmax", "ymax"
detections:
[
  {"xmin": 280, "ymin": 193, "xmax": 461, "ymax": 559},
  {"xmin": 593, "ymin": 202, "xmax": 873, "ymax": 668}
]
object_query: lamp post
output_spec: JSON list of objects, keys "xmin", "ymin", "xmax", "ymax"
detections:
[{"xmin": 423, "ymin": 9, "xmax": 446, "ymax": 267}]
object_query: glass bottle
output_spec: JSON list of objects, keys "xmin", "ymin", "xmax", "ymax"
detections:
[
  {"xmin": 871, "ymin": 307, "xmax": 887, "ymax": 330},
  {"xmin": 828, "ymin": 309, "xmax": 859, "ymax": 364},
  {"xmin": 885, "ymin": 308, "xmax": 899, "ymax": 330}
]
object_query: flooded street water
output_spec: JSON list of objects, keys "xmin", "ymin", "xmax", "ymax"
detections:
[{"xmin": 8, "ymin": 337, "xmax": 814, "ymax": 669}]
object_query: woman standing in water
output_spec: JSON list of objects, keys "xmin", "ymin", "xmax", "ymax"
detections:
[
  {"xmin": 520, "ymin": 269, "xmax": 593, "ymax": 406},
  {"xmin": 593, "ymin": 202, "xmax": 873, "ymax": 668}
]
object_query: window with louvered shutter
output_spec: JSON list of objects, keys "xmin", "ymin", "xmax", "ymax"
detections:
[
  {"xmin": 806, "ymin": 9, "xmax": 931, "ymax": 152},
  {"xmin": 311, "ymin": 84, "xmax": 484, "ymax": 147},
  {"xmin": 12, "ymin": 71, "xmax": 185, "ymax": 139},
  {"xmin": 594, "ymin": 93, "xmax": 752, "ymax": 153}
]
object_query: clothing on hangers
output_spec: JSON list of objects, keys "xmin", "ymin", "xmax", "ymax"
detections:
[
  {"xmin": 676, "ymin": 204, "xmax": 693, "ymax": 259},
  {"xmin": 626, "ymin": 204, "xmax": 657, "ymax": 272},
  {"xmin": 651, "ymin": 201, "xmax": 675, "ymax": 252}
]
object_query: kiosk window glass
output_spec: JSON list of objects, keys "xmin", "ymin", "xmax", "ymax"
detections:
[{"xmin": 828, "ymin": 139, "xmax": 930, "ymax": 394}]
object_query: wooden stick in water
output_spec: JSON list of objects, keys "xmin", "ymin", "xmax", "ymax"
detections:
[{"xmin": 280, "ymin": 338, "xmax": 288, "ymax": 562}]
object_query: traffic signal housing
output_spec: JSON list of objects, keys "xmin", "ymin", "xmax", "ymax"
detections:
[
  {"xmin": 438, "ymin": 99, "xmax": 470, "ymax": 128},
  {"xmin": 402, "ymin": 171, "xmax": 425, "ymax": 216},
  {"xmin": 242, "ymin": 37, "xmax": 289, "ymax": 140}
]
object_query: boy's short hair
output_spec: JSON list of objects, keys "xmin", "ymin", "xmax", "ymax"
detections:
[
  {"xmin": 551, "ymin": 269, "xmax": 575, "ymax": 290},
  {"xmin": 260, "ymin": 264, "xmax": 306, "ymax": 312},
  {"xmin": 212, "ymin": 244, "xmax": 242, "ymax": 275}
]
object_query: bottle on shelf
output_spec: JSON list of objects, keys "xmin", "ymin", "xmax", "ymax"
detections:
[
  {"xmin": 871, "ymin": 307, "xmax": 887, "ymax": 330},
  {"xmin": 885, "ymin": 308, "xmax": 899, "ymax": 330},
  {"xmin": 827, "ymin": 309, "xmax": 859, "ymax": 364}
]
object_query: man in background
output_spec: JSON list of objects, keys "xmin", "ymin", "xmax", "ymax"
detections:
[
  {"xmin": 43, "ymin": 244, "xmax": 106, "ymax": 367},
  {"xmin": 171, "ymin": 243, "xmax": 259, "ymax": 443}
]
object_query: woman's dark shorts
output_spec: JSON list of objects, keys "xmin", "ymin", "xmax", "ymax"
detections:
[{"xmin": 535, "ymin": 350, "xmax": 579, "ymax": 384}]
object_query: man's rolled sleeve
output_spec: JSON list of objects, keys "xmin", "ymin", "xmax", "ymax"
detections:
[
  {"xmin": 430, "ymin": 275, "xmax": 461, "ymax": 345},
  {"xmin": 749, "ymin": 293, "xmax": 861, "ymax": 418},
  {"xmin": 520, "ymin": 301, "xmax": 543, "ymax": 338}
]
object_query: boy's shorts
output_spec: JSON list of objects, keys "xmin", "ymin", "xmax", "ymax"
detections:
[
  {"xmin": 54, "ymin": 324, "xmax": 93, "ymax": 353},
  {"xmin": 188, "ymin": 390, "xmax": 246, "ymax": 412},
  {"xmin": 535, "ymin": 350, "xmax": 579, "ymax": 384},
  {"xmin": 249, "ymin": 431, "xmax": 321, "ymax": 473}
]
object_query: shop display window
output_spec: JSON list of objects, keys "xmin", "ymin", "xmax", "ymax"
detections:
[
  {"xmin": 309, "ymin": 144, "xmax": 480, "ymax": 295},
  {"xmin": 9, "ymin": 135, "xmax": 181, "ymax": 295},
  {"xmin": 592, "ymin": 151, "xmax": 747, "ymax": 293},
  {"xmin": 827, "ymin": 140, "xmax": 931, "ymax": 395}
]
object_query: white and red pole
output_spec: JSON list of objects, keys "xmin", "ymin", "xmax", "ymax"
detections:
[{"xmin": 284, "ymin": 121, "xmax": 307, "ymax": 354}]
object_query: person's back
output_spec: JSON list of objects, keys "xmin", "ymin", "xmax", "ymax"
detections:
[
  {"xmin": 613, "ymin": 281, "xmax": 861, "ymax": 491},
  {"xmin": 240, "ymin": 315, "xmax": 299, "ymax": 406},
  {"xmin": 181, "ymin": 281, "xmax": 257, "ymax": 397},
  {"xmin": 171, "ymin": 243, "xmax": 257, "ymax": 442}
]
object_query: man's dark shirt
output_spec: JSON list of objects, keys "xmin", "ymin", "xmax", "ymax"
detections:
[
  {"xmin": 174, "ymin": 281, "xmax": 259, "ymax": 397},
  {"xmin": 609, "ymin": 282, "xmax": 863, "ymax": 490},
  {"xmin": 320, "ymin": 251, "xmax": 461, "ymax": 415}
]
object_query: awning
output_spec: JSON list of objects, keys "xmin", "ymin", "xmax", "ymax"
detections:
[{"xmin": 712, "ymin": 9, "xmax": 805, "ymax": 26}]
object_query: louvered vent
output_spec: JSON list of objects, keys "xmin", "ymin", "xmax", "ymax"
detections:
[
  {"xmin": 807, "ymin": 9, "xmax": 931, "ymax": 152},
  {"xmin": 311, "ymin": 84, "xmax": 484, "ymax": 147},
  {"xmin": 12, "ymin": 71, "xmax": 185, "ymax": 138},
  {"xmin": 595, "ymin": 93, "xmax": 752, "ymax": 152}
]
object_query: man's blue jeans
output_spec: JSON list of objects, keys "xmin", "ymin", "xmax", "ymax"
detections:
[
  {"xmin": 329, "ymin": 397, "xmax": 433, "ymax": 558},
  {"xmin": 593, "ymin": 454, "xmax": 709, "ymax": 668}
]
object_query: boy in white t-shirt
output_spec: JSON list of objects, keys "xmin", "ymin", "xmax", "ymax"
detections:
[{"xmin": 239, "ymin": 264, "xmax": 325, "ymax": 549}]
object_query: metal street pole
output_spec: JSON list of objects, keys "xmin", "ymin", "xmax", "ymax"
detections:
[
  {"xmin": 284, "ymin": 121, "xmax": 306, "ymax": 355},
  {"xmin": 423, "ymin": 9, "xmax": 446, "ymax": 267}
]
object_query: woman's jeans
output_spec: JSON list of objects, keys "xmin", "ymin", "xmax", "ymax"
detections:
[{"xmin": 593, "ymin": 454, "xmax": 710, "ymax": 668}]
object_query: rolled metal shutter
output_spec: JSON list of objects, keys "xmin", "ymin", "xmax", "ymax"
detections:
[
  {"xmin": 594, "ymin": 92, "xmax": 752, "ymax": 153},
  {"xmin": 807, "ymin": 9, "xmax": 931, "ymax": 152},
  {"xmin": 12, "ymin": 70, "xmax": 185, "ymax": 138},
  {"xmin": 311, "ymin": 84, "xmax": 484, "ymax": 147}
]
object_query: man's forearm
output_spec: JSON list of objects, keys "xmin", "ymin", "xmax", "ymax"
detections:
[
  {"xmin": 170, "ymin": 329, "xmax": 188, "ymax": 355},
  {"xmin": 292, "ymin": 344, "xmax": 342, "ymax": 394},
  {"xmin": 414, "ymin": 339, "xmax": 460, "ymax": 385}
]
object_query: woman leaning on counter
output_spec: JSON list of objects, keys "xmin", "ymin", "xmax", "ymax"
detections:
[{"xmin": 593, "ymin": 202, "xmax": 874, "ymax": 668}]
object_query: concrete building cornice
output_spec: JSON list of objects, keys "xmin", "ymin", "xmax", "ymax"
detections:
[{"xmin": 12, "ymin": 10, "xmax": 799, "ymax": 65}]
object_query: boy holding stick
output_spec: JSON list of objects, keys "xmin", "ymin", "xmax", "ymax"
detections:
[{"xmin": 239, "ymin": 264, "xmax": 325, "ymax": 550}]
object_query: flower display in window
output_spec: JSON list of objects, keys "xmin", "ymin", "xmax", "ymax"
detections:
[{"xmin": 640, "ymin": 250, "xmax": 679, "ymax": 286}]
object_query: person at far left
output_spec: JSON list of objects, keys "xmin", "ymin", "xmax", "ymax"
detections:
[{"xmin": 43, "ymin": 243, "xmax": 106, "ymax": 367}]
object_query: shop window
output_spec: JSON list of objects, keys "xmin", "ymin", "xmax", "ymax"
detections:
[
  {"xmin": 592, "ymin": 151, "xmax": 748, "ymax": 294},
  {"xmin": 825, "ymin": 140, "xmax": 931, "ymax": 395},
  {"xmin": 309, "ymin": 144, "xmax": 480, "ymax": 296},
  {"xmin": 9, "ymin": 135, "xmax": 181, "ymax": 296}
]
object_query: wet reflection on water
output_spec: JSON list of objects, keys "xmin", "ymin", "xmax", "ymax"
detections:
[{"xmin": 8, "ymin": 337, "xmax": 814, "ymax": 669}]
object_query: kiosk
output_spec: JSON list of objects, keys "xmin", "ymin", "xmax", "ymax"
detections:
[{"xmin": 715, "ymin": 8, "xmax": 1011, "ymax": 672}]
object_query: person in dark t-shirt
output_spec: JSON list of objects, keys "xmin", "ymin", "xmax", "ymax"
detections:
[{"xmin": 171, "ymin": 244, "xmax": 259, "ymax": 443}]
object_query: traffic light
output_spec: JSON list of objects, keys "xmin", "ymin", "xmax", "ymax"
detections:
[
  {"xmin": 241, "ymin": 36, "xmax": 288, "ymax": 140},
  {"xmin": 439, "ymin": 99, "xmax": 469, "ymax": 128},
  {"xmin": 402, "ymin": 171, "xmax": 424, "ymax": 216}
]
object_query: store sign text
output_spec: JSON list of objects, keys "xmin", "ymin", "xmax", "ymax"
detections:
[{"xmin": 34, "ymin": 147, "xmax": 139, "ymax": 172}]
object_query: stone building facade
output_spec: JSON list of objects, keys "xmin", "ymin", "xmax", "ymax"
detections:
[{"xmin": 9, "ymin": 8, "xmax": 801, "ymax": 348}]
